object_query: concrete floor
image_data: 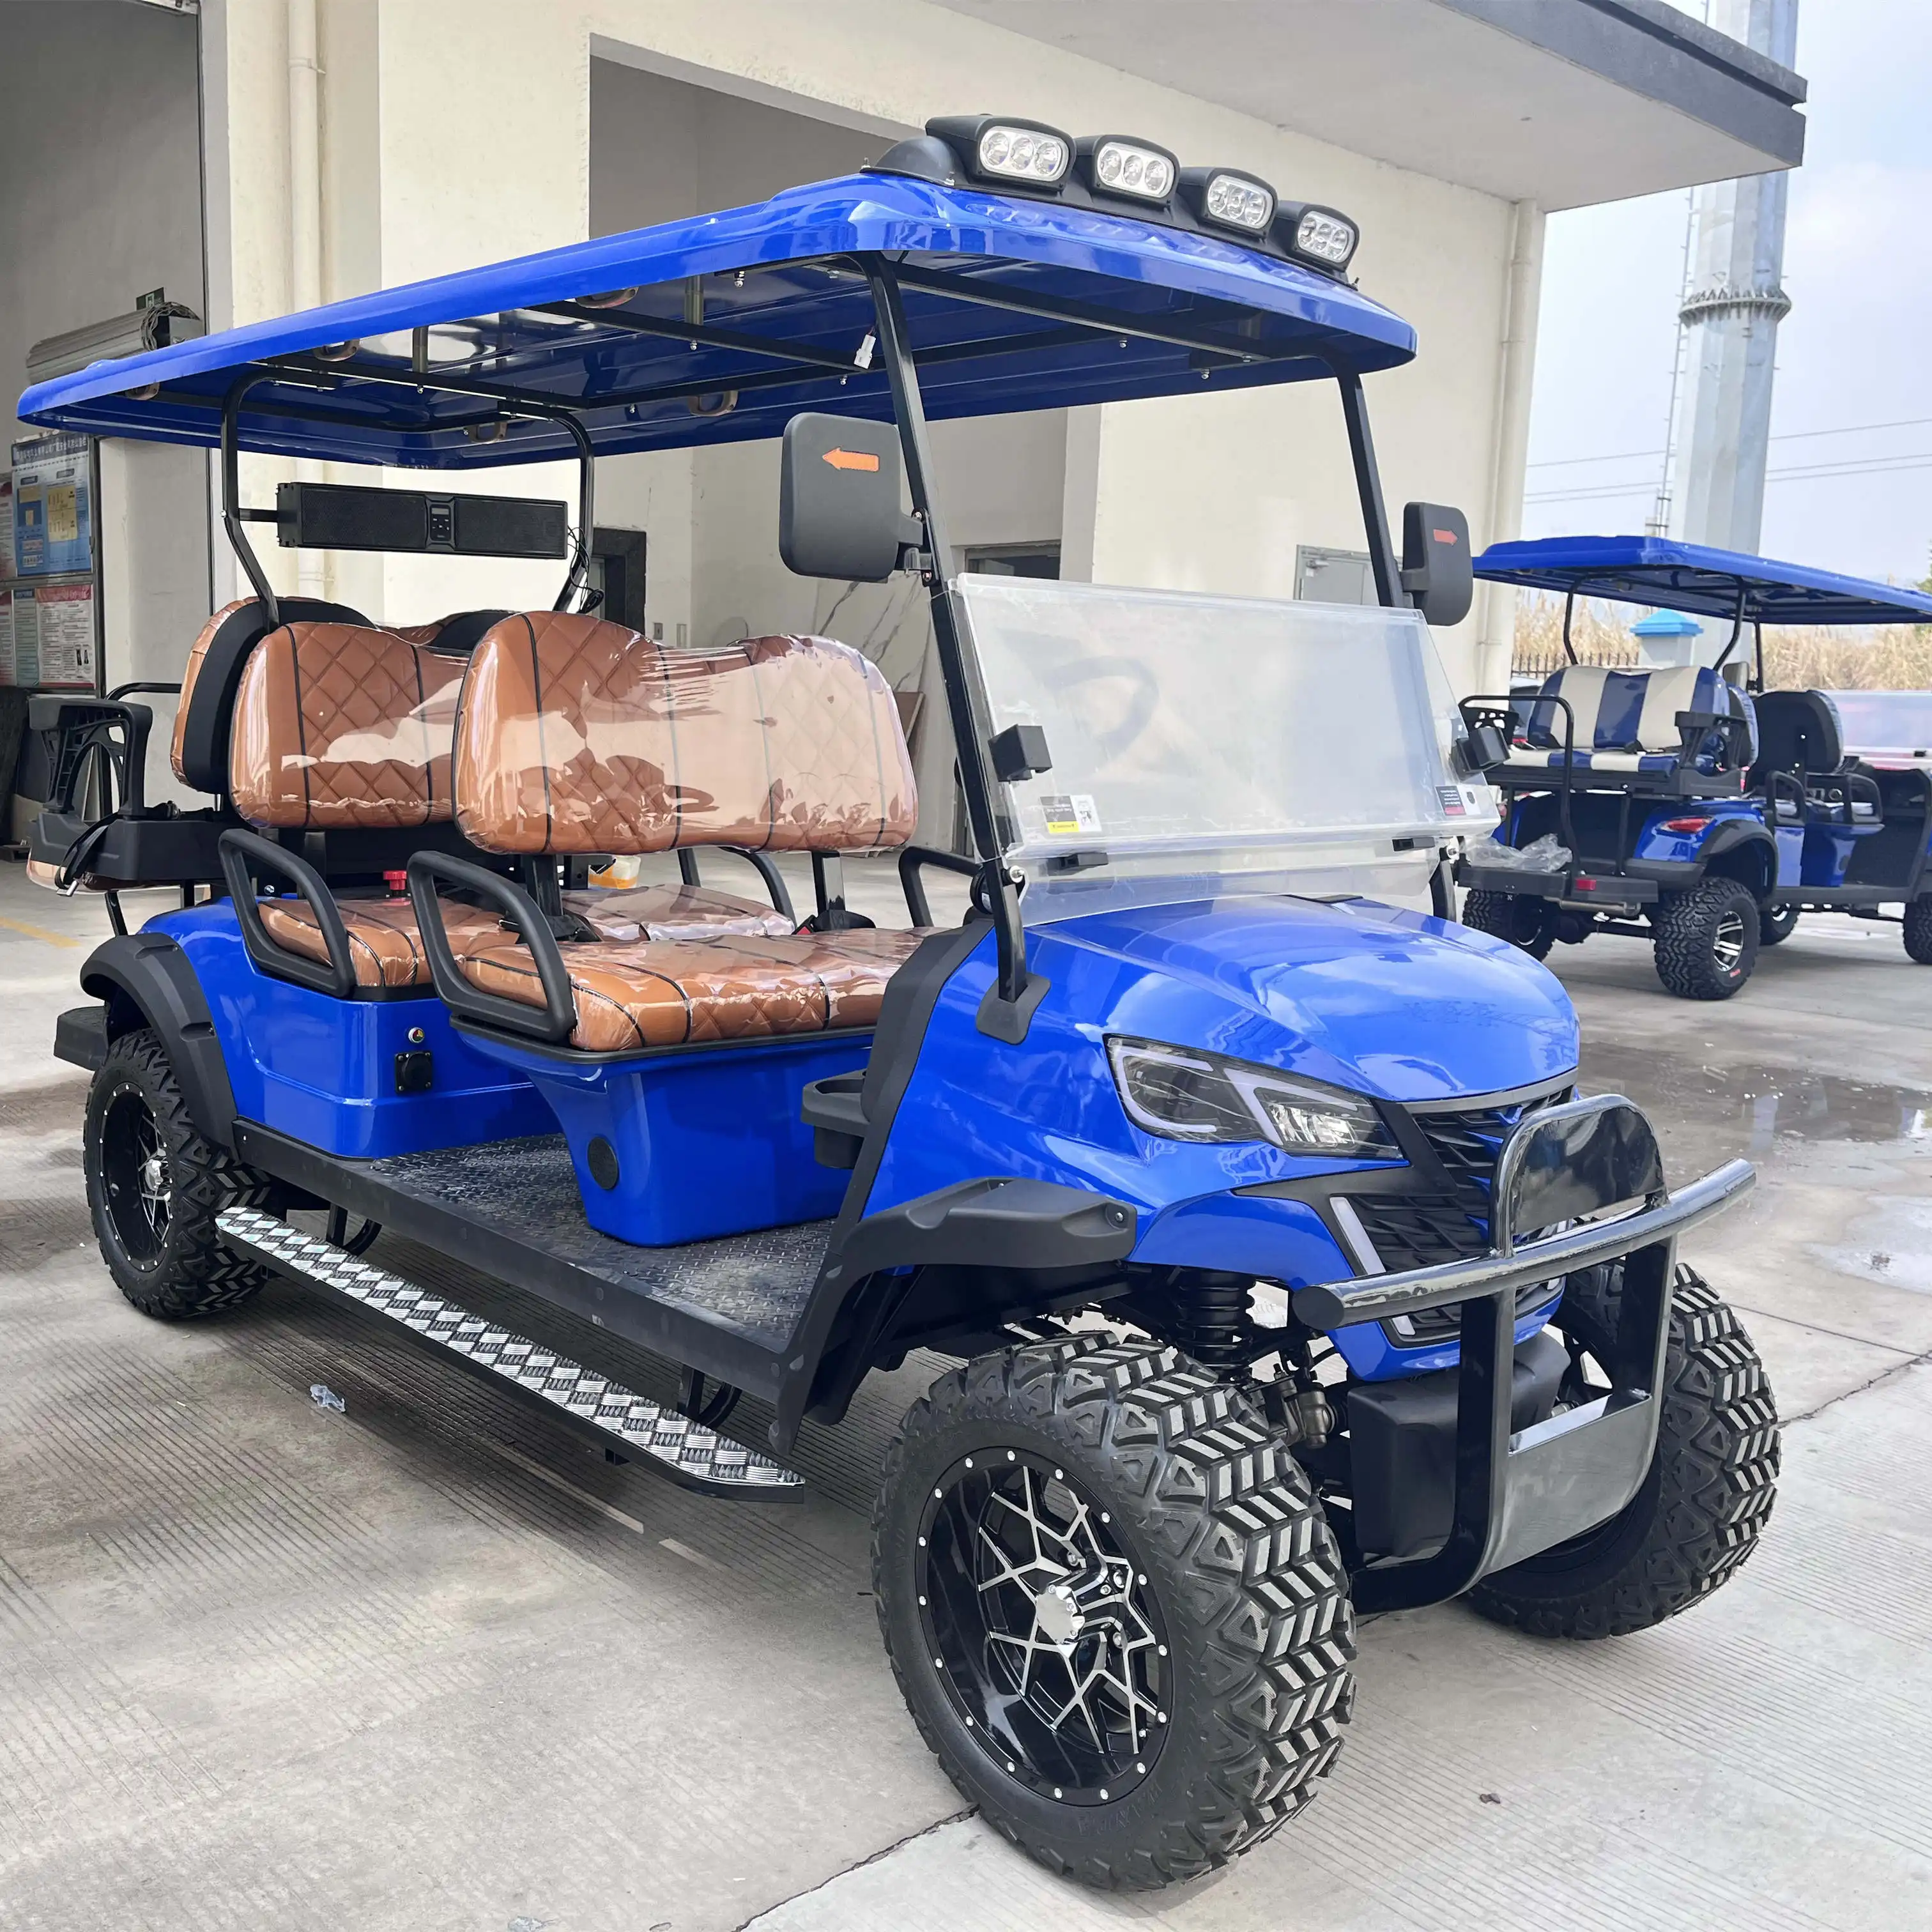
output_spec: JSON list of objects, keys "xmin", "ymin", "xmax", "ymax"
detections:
[{"xmin": 2, "ymin": 858, "xmax": 1929, "ymax": 1931}]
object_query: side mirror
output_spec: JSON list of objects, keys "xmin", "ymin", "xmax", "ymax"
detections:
[
  {"xmin": 1400, "ymin": 502, "xmax": 1473, "ymax": 627},
  {"xmin": 779, "ymin": 413, "xmax": 919, "ymax": 581}
]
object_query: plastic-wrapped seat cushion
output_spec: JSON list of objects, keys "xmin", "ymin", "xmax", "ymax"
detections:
[
  {"xmin": 459, "ymin": 926, "xmax": 929, "ymax": 1053},
  {"xmin": 1506, "ymin": 664, "xmax": 1752, "ymax": 778},
  {"xmin": 450, "ymin": 613, "xmax": 918, "ymax": 856}
]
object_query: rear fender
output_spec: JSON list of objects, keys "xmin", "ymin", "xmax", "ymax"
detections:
[{"xmin": 77, "ymin": 932, "xmax": 240, "ymax": 1149}]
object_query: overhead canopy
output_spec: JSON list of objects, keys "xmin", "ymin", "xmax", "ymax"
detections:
[
  {"xmin": 15, "ymin": 172, "xmax": 1414, "ymax": 472},
  {"xmin": 1473, "ymin": 535, "xmax": 1932, "ymax": 627}
]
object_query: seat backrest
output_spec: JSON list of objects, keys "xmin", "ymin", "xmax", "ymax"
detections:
[
  {"xmin": 451, "ymin": 612, "xmax": 918, "ymax": 857},
  {"xmin": 1751, "ymin": 689, "xmax": 1845, "ymax": 779},
  {"xmin": 229, "ymin": 620, "xmax": 467, "ymax": 829},
  {"xmin": 393, "ymin": 609, "xmax": 515, "ymax": 656},
  {"xmin": 1528, "ymin": 664, "xmax": 1731, "ymax": 753},
  {"xmin": 171, "ymin": 596, "xmax": 371, "ymax": 795}
]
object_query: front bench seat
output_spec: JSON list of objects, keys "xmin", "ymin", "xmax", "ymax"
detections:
[
  {"xmin": 440, "ymin": 613, "xmax": 924, "ymax": 1048},
  {"xmin": 227, "ymin": 618, "xmax": 799, "ymax": 989}
]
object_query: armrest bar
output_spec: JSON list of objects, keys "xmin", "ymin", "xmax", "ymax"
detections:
[
  {"xmin": 407, "ymin": 851, "xmax": 576, "ymax": 1045},
  {"xmin": 898, "ymin": 843, "xmax": 979, "ymax": 927},
  {"xmin": 218, "ymin": 828, "xmax": 356, "ymax": 999}
]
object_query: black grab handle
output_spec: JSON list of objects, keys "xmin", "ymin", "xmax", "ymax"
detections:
[
  {"xmin": 218, "ymin": 827, "xmax": 358, "ymax": 999},
  {"xmin": 407, "ymin": 850, "xmax": 578, "ymax": 1045}
]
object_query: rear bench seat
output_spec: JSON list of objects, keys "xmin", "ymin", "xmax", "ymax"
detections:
[
  {"xmin": 1507, "ymin": 664, "xmax": 1756, "ymax": 779},
  {"xmin": 436, "ymin": 613, "xmax": 927, "ymax": 1050},
  {"xmin": 221, "ymin": 613, "xmax": 795, "ymax": 989}
]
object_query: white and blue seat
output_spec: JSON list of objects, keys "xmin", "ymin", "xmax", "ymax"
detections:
[{"xmin": 1504, "ymin": 664, "xmax": 1756, "ymax": 782}]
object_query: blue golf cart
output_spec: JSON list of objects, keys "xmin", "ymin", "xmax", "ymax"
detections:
[
  {"xmin": 1459, "ymin": 533, "xmax": 1932, "ymax": 997},
  {"xmin": 24, "ymin": 121, "xmax": 1775, "ymax": 1889}
]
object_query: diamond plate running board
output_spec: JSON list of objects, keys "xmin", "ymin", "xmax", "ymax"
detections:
[{"xmin": 218, "ymin": 1207, "xmax": 804, "ymax": 1498}]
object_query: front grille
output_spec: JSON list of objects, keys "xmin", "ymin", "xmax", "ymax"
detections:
[{"xmin": 1340, "ymin": 1085, "xmax": 1572, "ymax": 1351}]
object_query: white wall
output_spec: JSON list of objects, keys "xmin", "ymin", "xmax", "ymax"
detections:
[{"xmin": 0, "ymin": 2, "xmax": 207, "ymax": 802}]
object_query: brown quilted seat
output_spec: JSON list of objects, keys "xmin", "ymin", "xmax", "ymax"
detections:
[
  {"xmin": 229, "ymin": 621, "xmax": 466, "ymax": 829},
  {"xmin": 459, "ymin": 926, "xmax": 929, "ymax": 1053},
  {"xmin": 452, "ymin": 613, "xmax": 918, "ymax": 855},
  {"xmin": 257, "ymin": 880, "xmax": 798, "ymax": 990}
]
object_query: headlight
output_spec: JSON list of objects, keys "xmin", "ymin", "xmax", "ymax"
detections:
[
  {"xmin": 1277, "ymin": 201, "xmax": 1359, "ymax": 272},
  {"xmin": 1080, "ymin": 135, "xmax": 1177, "ymax": 204},
  {"xmin": 1106, "ymin": 1036, "xmax": 1397, "ymax": 1158},
  {"xmin": 1181, "ymin": 167, "xmax": 1276, "ymax": 235},
  {"xmin": 927, "ymin": 115, "xmax": 1073, "ymax": 187}
]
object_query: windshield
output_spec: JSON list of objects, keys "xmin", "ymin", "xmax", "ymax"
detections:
[
  {"xmin": 1824, "ymin": 690, "xmax": 1932, "ymax": 758},
  {"xmin": 955, "ymin": 576, "xmax": 1473, "ymax": 894}
]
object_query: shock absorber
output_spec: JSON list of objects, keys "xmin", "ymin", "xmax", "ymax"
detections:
[{"xmin": 1124, "ymin": 1268, "xmax": 1258, "ymax": 1371}]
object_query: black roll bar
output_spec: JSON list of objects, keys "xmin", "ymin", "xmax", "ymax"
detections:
[
  {"xmin": 1334, "ymin": 368, "xmax": 1402, "ymax": 610},
  {"xmin": 862, "ymin": 256, "xmax": 1032, "ymax": 1020}
]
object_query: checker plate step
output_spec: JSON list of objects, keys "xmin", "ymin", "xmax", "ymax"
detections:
[{"xmin": 218, "ymin": 1208, "xmax": 804, "ymax": 1497}]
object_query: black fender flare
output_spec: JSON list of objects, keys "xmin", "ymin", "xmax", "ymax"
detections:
[
  {"xmin": 78, "ymin": 932, "xmax": 240, "ymax": 1151},
  {"xmin": 1692, "ymin": 818, "xmax": 1779, "ymax": 898}
]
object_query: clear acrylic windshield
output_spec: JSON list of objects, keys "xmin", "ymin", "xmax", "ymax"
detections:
[{"xmin": 956, "ymin": 576, "xmax": 1473, "ymax": 890}]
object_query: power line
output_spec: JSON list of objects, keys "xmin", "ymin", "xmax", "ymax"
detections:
[
  {"xmin": 1527, "ymin": 413, "xmax": 1932, "ymax": 471},
  {"xmin": 1526, "ymin": 452, "xmax": 1932, "ymax": 505}
]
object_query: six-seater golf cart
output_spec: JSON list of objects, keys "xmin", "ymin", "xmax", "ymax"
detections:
[
  {"xmin": 1458, "ymin": 534, "xmax": 1932, "ymax": 997},
  {"xmin": 23, "ymin": 119, "xmax": 1777, "ymax": 1890}
]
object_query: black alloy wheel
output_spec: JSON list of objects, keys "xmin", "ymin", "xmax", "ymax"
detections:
[
  {"xmin": 98, "ymin": 1086, "xmax": 174, "ymax": 1262},
  {"xmin": 1758, "ymin": 903, "xmax": 1800, "ymax": 946},
  {"xmin": 919, "ymin": 1449, "xmax": 1170, "ymax": 1805}
]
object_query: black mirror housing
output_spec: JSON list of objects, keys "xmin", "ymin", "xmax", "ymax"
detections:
[
  {"xmin": 1400, "ymin": 502, "xmax": 1473, "ymax": 627},
  {"xmin": 779, "ymin": 413, "xmax": 911, "ymax": 581}
]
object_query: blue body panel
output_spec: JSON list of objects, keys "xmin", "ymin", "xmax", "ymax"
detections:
[
  {"xmin": 864, "ymin": 895, "xmax": 1579, "ymax": 1381},
  {"xmin": 462, "ymin": 1030, "xmax": 870, "ymax": 1246},
  {"xmin": 155, "ymin": 903, "xmax": 553, "ymax": 1158}
]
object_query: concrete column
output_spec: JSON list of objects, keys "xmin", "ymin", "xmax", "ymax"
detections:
[{"xmin": 1667, "ymin": 0, "xmax": 1798, "ymax": 553}]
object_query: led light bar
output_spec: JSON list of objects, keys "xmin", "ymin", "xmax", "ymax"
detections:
[
  {"xmin": 1181, "ymin": 166, "xmax": 1276, "ymax": 236},
  {"xmin": 1079, "ymin": 135, "xmax": 1178, "ymax": 204},
  {"xmin": 1277, "ymin": 200, "xmax": 1360, "ymax": 273},
  {"xmin": 926, "ymin": 115, "xmax": 1072, "ymax": 188}
]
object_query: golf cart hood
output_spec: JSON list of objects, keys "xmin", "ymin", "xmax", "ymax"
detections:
[{"xmin": 1045, "ymin": 893, "xmax": 1578, "ymax": 1103}]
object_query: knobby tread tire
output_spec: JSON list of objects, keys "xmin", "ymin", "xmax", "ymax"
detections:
[
  {"xmin": 1462, "ymin": 888, "xmax": 1556, "ymax": 960},
  {"xmin": 1471, "ymin": 1267, "xmax": 1779, "ymax": 1639},
  {"xmin": 873, "ymin": 1338, "xmax": 1355, "ymax": 1890},
  {"xmin": 1652, "ymin": 878, "xmax": 1759, "ymax": 999},
  {"xmin": 85, "ymin": 1028, "xmax": 273, "ymax": 1319},
  {"xmin": 1758, "ymin": 903, "xmax": 1800, "ymax": 946},
  {"xmin": 1904, "ymin": 897, "xmax": 1932, "ymax": 965}
]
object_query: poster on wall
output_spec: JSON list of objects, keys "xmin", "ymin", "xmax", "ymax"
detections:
[
  {"xmin": 0, "ymin": 579, "xmax": 96, "ymax": 689},
  {"xmin": 11, "ymin": 433, "xmax": 93, "ymax": 576}
]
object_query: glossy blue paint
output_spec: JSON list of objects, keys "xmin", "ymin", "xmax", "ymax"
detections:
[
  {"xmin": 20, "ymin": 174, "xmax": 1414, "ymax": 468},
  {"xmin": 1475, "ymin": 534, "xmax": 1932, "ymax": 627},
  {"xmin": 1629, "ymin": 797, "xmax": 1765, "ymax": 868},
  {"xmin": 152, "ymin": 902, "xmax": 553, "ymax": 1158},
  {"xmin": 863, "ymin": 894, "xmax": 1579, "ymax": 1379},
  {"xmin": 460, "ymin": 1029, "xmax": 871, "ymax": 1246}
]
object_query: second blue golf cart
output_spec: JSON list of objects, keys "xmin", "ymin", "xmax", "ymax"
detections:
[
  {"xmin": 1457, "ymin": 534, "xmax": 1932, "ymax": 997},
  {"xmin": 23, "ymin": 119, "xmax": 1776, "ymax": 1889}
]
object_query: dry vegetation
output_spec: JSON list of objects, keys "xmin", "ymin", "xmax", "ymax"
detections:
[{"xmin": 1512, "ymin": 592, "xmax": 1932, "ymax": 689}]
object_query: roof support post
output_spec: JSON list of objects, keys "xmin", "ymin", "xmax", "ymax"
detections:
[
  {"xmin": 220, "ymin": 375, "xmax": 279, "ymax": 625},
  {"xmin": 1335, "ymin": 369, "xmax": 1402, "ymax": 610},
  {"xmin": 862, "ymin": 256, "xmax": 1032, "ymax": 1022}
]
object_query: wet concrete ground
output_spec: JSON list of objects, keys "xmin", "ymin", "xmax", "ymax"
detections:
[{"xmin": 1, "ymin": 859, "xmax": 1929, "ymax": 1929}]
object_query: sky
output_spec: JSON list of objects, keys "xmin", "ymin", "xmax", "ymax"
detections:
[{"xmin": 1522, "ymin": 0, "xmax": 1932, "ymax": 585}]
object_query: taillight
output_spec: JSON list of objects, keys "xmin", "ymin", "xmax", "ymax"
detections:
[{"xmin": 1659, "ymin": 817, "xmax": 1710, "ymax": 834}]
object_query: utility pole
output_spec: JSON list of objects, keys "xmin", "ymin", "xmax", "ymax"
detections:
[{"xmin": 1664, "ymin": 0, "xmax": 1800, "ymax": 554}]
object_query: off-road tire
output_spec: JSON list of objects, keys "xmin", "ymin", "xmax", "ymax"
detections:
[
  {"xmin": 1758, "ymin": 903, "xmax": 1800, "ymax": 946},
  {"xmin": 1462, "ymin": 888, "xmax": 1558, "ymax": 961},
  {"xmin": 1652, "ymin": 878, "xmax": 1759, "ymax": 998},
  {"xmin": 84, "ymin": 1028, "xmax": 273, "ymax": 1319},
  {"xmin": 874, "ymin": 1340, "xmax": 1354, "ymax": 1890},
  {"xmin": 1470, "ymin": 1265, "xmax": 1779, "ymax": 1639},
  {"xmin": 1904, "ymin": 896, "xmax": 1932, "ymax": 964}
]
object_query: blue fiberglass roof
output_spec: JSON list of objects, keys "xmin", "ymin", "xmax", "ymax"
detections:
[
  {"xmin": 17, "ymin": 172, "xmax": 1414, "ymax": 470},
  {"xmin": 1474, "ymin": 534, "xmax": 1932, "ymax": 627}
]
